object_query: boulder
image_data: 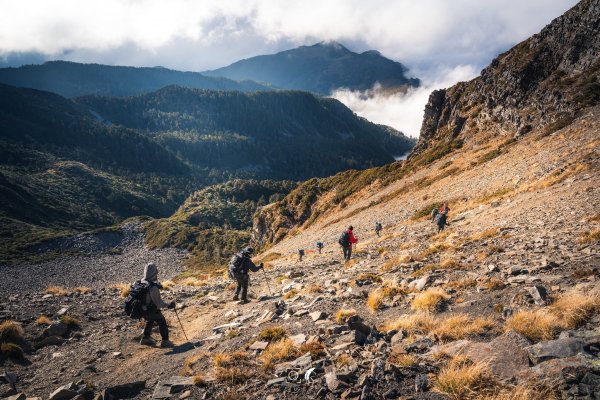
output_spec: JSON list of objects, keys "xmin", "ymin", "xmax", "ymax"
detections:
[
  {"xmin": 44, "ymin": 322, "xmax": 69, "ymax": 337},
  {"xmin": 48, "ymin": 383, "xmax": 79, "ymax": 400},
  {"xmin": 249, "ymin": 341, "xmax": 269, "ymax": 351},
  {"xmin": 309, "ymin": 311, "xmax": 326, "ymax": 322},
  {"xmin": 525, "ymin": 285, "xmax": 548, "ymax": 305},
  {"xmin": 102, "ymin": 380, "xmax": 146, "ymax": 400},
  {"xmin": 152, "ymin": 377, "xmax": 193, "ymax": 399},
  {"xmin": 290, "ymin": 333, "xmax": 306, "ymax": 345},
  {"xmin": 526, "ymin": 337, "xmax": 586, "ymax": 364}
]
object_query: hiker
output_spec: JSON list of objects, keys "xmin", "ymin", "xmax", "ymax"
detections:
[
  {"xmin": 228, "ymin": 247, "xmax": 263, "ymax": 304},
  {"xmin": 435, "ymin": 204, "xmax": 450, "ymax": 233},
  {"xmin": 316, "ymin": 241, "xmax": 324, "ymax": 254},
  {"xmin": 375, "ymin": 221, "xmax": 383, "ymax": 237},
  {"xmin": 139, "ymin": 262, "xmax": 175, "ymax": 348},
  {"xmin": 298, "ymin": 249, "xmax": 305, "ymax": 261},
  {"xmin": 339, "ymin": 226, "xmax": 358, "ymax": 261},
  {"xmin": 431, "ymin": 207, "xmax": 439, "ymax": 222},
  {"xmin": 439, "ymin": 202, "xmax": 450, "ymax": 215}
]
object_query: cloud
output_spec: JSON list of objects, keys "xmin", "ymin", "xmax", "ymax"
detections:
[
  {"xmin": 332, "ymin": 65, "xmax": 479, "ymax": 138},
  {"xmin": 0, "ymin": 0, "xmax": 578, "ymax": 72}
]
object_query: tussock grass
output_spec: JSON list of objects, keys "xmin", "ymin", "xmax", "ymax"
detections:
[
  {"xmin": 505, "ymin": 310, "xmax": 560, "ymax": 342},
  {"xmin": 412, "ymin": 288, "xmax": 450, "ymax": 312},
  {"xmin": 578, "ymin": 228, "xmax": 600, "ymax": 244},
  {"xmin": 549, "ymin": 291, "xmax": 600, "ymax": 328},
  {"xmin": 45, "ymin": 286, "xmax": 69, "ymax": 296},
  {"xmin": 480, "ymin": 385, "xmax": 557, "ymax": 400},
  {"xmin": 389, "ymin": 353, "xmax": 418, "ymax": 367},
  {"xmin": 367, "ymin": 284, "xmax": 405, "ymax": 312},
  {"xmin": 415, "ymin": 243, "xmax": 455, "ymax": 260},
  {"xmin": 59, "ymin": 314, "xmax": 80, "ymax": 329},
  {"xmin": 181, "ymin": 351, "xmax": 209, "ymax": 376},
  {"xmin": 355, "ymin": 273, "xmax": 382, "ymax": 283},
  {"xmin": 484, "ymin": 278, "xmax": 506, "ymax": 291},
  {"xmin": 73, "ymin": 286, "xmax": 92, "ymax": 294},
  {"xmin": 36, "ymin": 315, "xmax": 52, "ymax": 325},
  {"xmin": 433, "ymin": 314, "xmax": 497, "ymax": 341},
  {"xmin": 384, "ymin": 313, "xmax": 437, "ymax": 335},
  {"xmin": 260, "ymin": 338, "xmax": 300, "ymax": 368},
  {"xmin": 587, "ymin": 214, "xmax": 600, "ymax": 223},
  {"xmin": 305, "ymin": 284, "xmax": 323, "ymax": 293},
  {"xmin": 469, "ymin": 228, "xmax": 500, "ymax": 241},
  {"xmin": 381, "ymin": 255, "xmax": 411, "ymax": 272},
  {"xmin": 192, "ymin": 375, "xmax": 206, "ymax": 386},
  {"xmin": 335, "ymin": 309, "xmax": 357, "ymax": 324},
  {"xmin": 435, "ymin": 360, "xmax": 492, "ymax": 399},
  {"xmin": 446, "ymin": 278, "xmax": 478, "ymax": 290},
  {"xmin": 161, "ymin": 280, "xmax": 174, "ymax": 290},
  {"xmin": 213, "ymin": 351, "xmax": 254, "ymax": 383},
  {"xmin": 0, "ymin": 343, "xmax": 24, "ymax": 359},
  {"xmin": 0, "ymin": 320, "xmax": 25, "ymax": 343},
  {"xmin": 258, "ymin": 327, "xmax": 287, "ymax": 342},
  {"xmin": 475, "ymin": 245, "xmax": 503, "ymax": 261},
  {"xmin": 335, "ymin": 353, "xmax": 353, "ymax": 368},
  {"xmin": 110, "ymin": 283, "xmax": 130, "ymax": 298},
  {"xmin": 179, "ymin": 277, "xmax": 208, "ymax": 287},
  {"xmin": 283, "ymin": 289, "xmax": 299, "ymax": 300},
  {"xmin": 299, "ymin": 341, "xmax": 326, "ymax": 358}
]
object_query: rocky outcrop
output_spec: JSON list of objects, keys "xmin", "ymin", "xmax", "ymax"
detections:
[{"xmin": 411, "ymin": 0, "xmax": 600, "ymax": 157}]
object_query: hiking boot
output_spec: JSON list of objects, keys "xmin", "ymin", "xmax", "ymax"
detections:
[
  {"xmin": 233, "ymin": 295, "xmax": 239, "ymax": 301},
  {"xmin": 238, "ymin": 299, "xmax": 250, "ymax": 304},
  {"xmin": 159, "ymin": 339, "xmax": 174, "ymax": 348},
  {"xmin": 139, "ymin": 336, "xmax": 155, "ymax": 346}
]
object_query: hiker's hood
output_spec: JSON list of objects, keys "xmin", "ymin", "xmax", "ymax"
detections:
[{"xmin": 143, "ymin": 262, "xmax": 159, "ymax": 282}]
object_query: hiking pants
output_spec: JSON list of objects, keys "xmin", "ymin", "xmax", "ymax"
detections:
[
  {"xmin": 235, "ymin": 274, "xmax": 250, "ymax": 300},
  {"xmin": 342, "ymin": 245, "xmax": 352, "ymax": 260},
  {"xmin": 143, "ymin": 310, "xmax": 168, "ymax": 340}
]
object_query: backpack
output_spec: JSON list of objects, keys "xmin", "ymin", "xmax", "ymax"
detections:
[
  {"xmin": 338, "ymin": 231, "xmax": 350, "ymax": 247},
  {"xmin": 376, "ymin": 223, "xmax": 382, "ymax": 231},
  {"xmin": 228, "ymin": 253, "xmax": 245, "ymax": 280},
  {"xmin": 123, "ymin": 281, "xmax": 152, "ymax": 319},
  {"xmin": 431, "ymin": 208, "xmax": 439, "ymax": 221}
]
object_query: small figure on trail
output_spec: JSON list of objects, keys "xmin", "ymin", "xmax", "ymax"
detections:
[
  {"xmin": 228, "ymin": 247, "xmax": 263, "ymax": 304},
  {"xmin": 316, "ymin": 241, "xmax": 324, "ymax": 254},
  {"xmin": 430, "ymin": 207, "xmax": 439, "ymax": 222},
  {"xmin": 138, "ymin": 262, "xmax": 176, "ymax": 348},
  {"xmin": 298, "ymin": 249, "xmax": 305, "ymax": 262},
  {"xmin": 338, "ymin": 226, "xmax": 358, "ymax": 261},
  {"xmin": 435, "ymin": 203, "xmax": 450, "ymax": 233},
  {"xmin": 375, "ymin": 221, "xmax": 383, "ymax": 237}
]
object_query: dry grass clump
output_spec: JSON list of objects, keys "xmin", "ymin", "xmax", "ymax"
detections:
[
  {"xmin": 283, "ymin": 289, "xmax": 300, "ymax": 300},
  {"xmin": 480, "ymin": 385, "xmax": 557, "ymax": 400},
  {"xmin": 505, "ymin": 310, "xmax": 560, "ymax": 342},
  {"xmin": 45, "ymin": 286, "xmax": 69, "ymax": 296},
  {"xmin": 485, "ymin": 278, "xmax": 506, "ymax": 291},
  {"xmin": 381, "ymin": 255, "xmax": 411, "ymax": 272},
  {"xmin": 181, "ymin": 351, "xmax": 209, "ymax": 376},
  {"xmin": 110, "ymin": 283, "xmax": 130, "ymax": 298},
  {"xmin": 435, "ymin": 359, "xmax": 492, "ymax": 399},
  {"xmin": 335, "ymin": 353, "xmax": 353, "ymax": 368},
  {"xmin": 439, "ymin": 258, "xmax": 467, "ymax": 270},
  {"xmin": 549, "ymin": 291, "xmax": 600, "ymax": 328},
  {"xmin": 578, "ymin": 228, "xmax": 600, "ymax": 244},
  {"xmin": 384, "ymin": 313, "xmax": 437, "ymax": 335},
  {"xmin": 36, "ymin": 315, "xmax": 52, "ymax": 325},
  {"xmin": 0, "ymin": 343, "xmax": 24, "ymax": 359},
  {"xmin": 335, "ymin": 308, "xmax": 357, "ymax": 324},
  {"xmin": 415, "ymin": 243, "xmax": 455, "ymax": 260},
  {"xmin": 389, "ymin": 352, "xmax": 418, "ymax": 367},
  {"xmin": 412, "ymin": 288, "xmax": 450, "ymax": 312},
  {"xmin": 355, "ymin": 273, "xmax": 382, "ymax": 283},
  {"xmin": 299, "ymin": 341, "xmax": 326, "ymax": 358},
  {"xmin": 587, "ymin": 214, "xmax": 600, "ymax": 223},
  {"xmin": 475, "ymin": 245, "xmax": 503, "ymax": 261},
  {"xmin": 73, "ymin": 286, "xmax": 92, "ymax": 294},
  {"xmin": 571, "ymin": 267, "xmax": 596, "ymax": 279},
  {"xmin": 258, "ymin": 326, "xmax": 287, "ymax": 342},
  {"xmin": 260, "ymin": 339, "xmax": 301, "ymax": 369},
  {"xmin": 274, "ymin": 275, "xmax": 286, "ymax": 285},
  {"xmin": 367, "ymin": 285, "xmax": 405, "ymax": 312},
  {"xmin": 213, "ymin": 351, "xmax": 255, "ymax": 383},
  {"xmin": 469, "ymin": 228, "xmax": 500, "ymax": 241},
  {"xmin": 433, "ymin": 314, "xmax": 497, "ymax": 341},
  {"xmin": 179, "ymin": 277, "xmax": 208, "ymax": 287},
  {"xmin": 304, "ymin": 284, "xmax": 323, "ymax": 293},
  {"xmin": 59, "ymin": 314, "xmax": 80, "ymax": 329},
  {"xmin": 446, "ymin": 278, "xmax": 478, "ymax": 290},
  {"xmin": 0, "ymin": 320, "xmax": 25, "ymax": 343},
  {"xmin": 160, "ymin": 280, "xmax": 174, "ymax": 290},
  {"xmin": 192, "ymin": 375, "xmax": 206, "ymax": 386}
]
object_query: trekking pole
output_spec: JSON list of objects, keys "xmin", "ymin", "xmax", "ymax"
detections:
[
  {"xmin": 262, "ymin": 267, "xmax": 273, "ymax": 297},
  {"xmin": 173, "ymin": 308, "xmax": 189, "ymax": 342}
]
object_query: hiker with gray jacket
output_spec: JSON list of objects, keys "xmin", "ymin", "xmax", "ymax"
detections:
[
  {"xmin": 228, "ymin": 247, "xmax": 263, "ymax": 304},
  {"xmin": 140, "ymin": 262, "xmax": 175, "ymax": 348}
]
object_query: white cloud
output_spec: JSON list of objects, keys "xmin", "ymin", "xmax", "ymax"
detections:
[{"xmin": 332, "ymin": 65, "xmax": 479, "ymax": 137}]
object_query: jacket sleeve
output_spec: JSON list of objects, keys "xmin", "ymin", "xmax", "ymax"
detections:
[
  {"xmin": 246, "ymin": 258, "xmax": 261, "ymax": 272},
  {"xmin": 349, "ymin": 232, "xmax": 358, "ymax": 244},
  {"xmin": 149, "ymin": 286, "xmax": 168, "ymax": 309}
]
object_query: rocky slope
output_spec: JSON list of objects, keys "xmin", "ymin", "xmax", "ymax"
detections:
[{"xmin": 412, "ymin": 0, "xmax": 600, "ymax": 156}]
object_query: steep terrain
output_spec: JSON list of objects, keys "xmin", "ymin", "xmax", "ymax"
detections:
[
  {"xmin": 0, "ymin": 61, "xmax": 271, "ymax": 98},
  {"xmin": 205, "ymin": 41, "xmax": 420, "ymax": 95}
]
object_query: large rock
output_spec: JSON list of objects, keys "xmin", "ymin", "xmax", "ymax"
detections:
[
  {"xmin": 102, "ymin": 380, "xmax": 146, "ymax": 399},
  {"xmin": 525, "ymin": 285, "xmax": 548, "ymax": 305},
  {"xmin": 48, "ymin": 383, "xmax": 79, "ymax": 400},
  {"xmin": 152, "ymin": 377, "xmax": 193, "ymax": 399},
  {"xmin": 43, "ymin": 322, "xmax": 69, "ymax": 337},
  {"xmin": 309, "ymin": 311, "xmax": 326, "ymax": 321},
  {"xmin": 526, "ymin": 337, "xmax": 586, "ymax": 364}
]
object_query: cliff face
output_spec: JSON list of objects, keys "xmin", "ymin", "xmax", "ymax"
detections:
[{"xmin": 411, "ymin": 0, "xmax": 600, "ymax": 156}]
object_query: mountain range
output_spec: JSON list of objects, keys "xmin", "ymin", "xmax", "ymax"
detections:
[{"xmin": 205, "ymin": 41, "xmax": 420, "ymax": 94}]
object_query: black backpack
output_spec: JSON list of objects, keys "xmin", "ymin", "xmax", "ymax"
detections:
[
  {"xmin": 338, "ymin": 231, "xmax": 351, "ymax": 247},
  {"xmin": 228, "ymin": 253, "xmax": 245, "ymax": 280},
  {"xmin": 123, "ymin": 281, "xmax": 151, "ymax": 319}
]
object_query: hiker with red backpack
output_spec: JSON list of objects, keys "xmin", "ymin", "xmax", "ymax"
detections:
[{"xmin": 338, "ymin": 226, "xmax": 358, "ymax": 261}]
